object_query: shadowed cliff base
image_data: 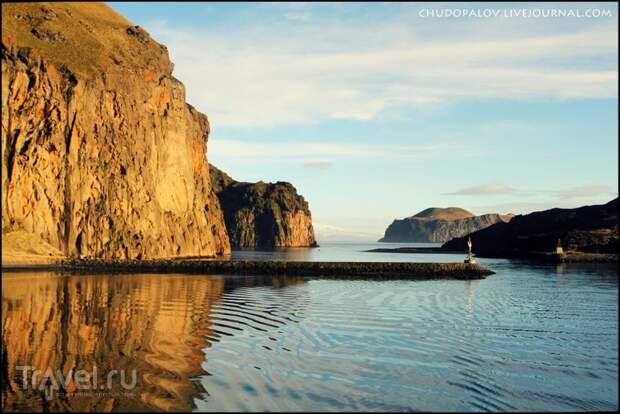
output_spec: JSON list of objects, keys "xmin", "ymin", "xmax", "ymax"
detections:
[{"xmin": 2, "ymin": 259, "xmax": 494, "ymax": 280}]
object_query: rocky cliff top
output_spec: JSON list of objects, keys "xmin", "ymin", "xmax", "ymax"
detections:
[
  {"xmin": 411, "ymin": 207, "xmax": 475, "ymax": 221},
  {"xmin": 210, "ymin": 166, "xmax": 311, "ymax": 214},
  {"xmin": 2, "ymin": 2, "xmax": 172, "ymax": 78},
  {"xmin": 209, "ymin": 164, "xmax": 236, "ymax": 194}
]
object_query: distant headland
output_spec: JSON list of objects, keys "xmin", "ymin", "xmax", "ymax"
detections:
[
  {"xmin": 370, "ymin": 199, "xmax": 618, "ymax": 263},
  {"xmin": 379, "ymin": 207, "xmax": 513, "ymax": 243}
]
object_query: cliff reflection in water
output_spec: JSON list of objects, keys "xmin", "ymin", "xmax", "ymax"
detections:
[{"xmin": 1, "ymin": 273, "xmax": 306, "ymax": 411}]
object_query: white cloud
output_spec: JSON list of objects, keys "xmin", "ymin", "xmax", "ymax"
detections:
[
  {"xmin": 445, "ymin": 182, "xmax": 617, "ymax": 199},
  {"xmin": 472, "ymin": 196, "xmax": 617, "ymax": 216},
  {"xmin": 284, "ymin": 11, "xmax": 312, "ymax": 22},
  {"xmin": 207, "ymin": 139, "xmax": 482, "ymax": 163},
  {"xmin": 470, "ymin": 201, "xmax": 577, "ymax": 216},
  {"xmin": 302, "ymin": 160, "xmax": 333, "ymax": 170},
  {"xmin": 444, "ymin": 183, "xmax": 517, "ymax": 196},
  {"xmin": 551, "ymin": 184, "xmax": 616, "ymax": 199},
  {"xmin": 144, "ymin": 14, "xmax": 617, "ymax": 128}
]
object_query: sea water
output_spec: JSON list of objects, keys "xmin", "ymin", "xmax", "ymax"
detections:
[{"xmin": 2, "ymin": 243, "xmax": 617, "ymax": 411}]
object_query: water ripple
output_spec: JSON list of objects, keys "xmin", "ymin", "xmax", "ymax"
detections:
[
  {"xmin": 2, "ymin": 259, "xmax": 617, "ymax": 412},
  {"xmin": 196, "ymin": 265, "xmax": 618, "ymax": 412}
]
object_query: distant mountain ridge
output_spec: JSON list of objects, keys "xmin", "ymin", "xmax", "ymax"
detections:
[
  {"xmin": 379, "ymin": 207, "xmax": 513, "ymax": 243},
  {"xmin": 442, "ymin": 198, "xmax": 618, "ymax": 257}
]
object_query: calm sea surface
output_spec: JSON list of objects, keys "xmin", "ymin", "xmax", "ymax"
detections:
[{"xmin": 2, "ymin": 242, "xmax": 618, "ymax": 411}]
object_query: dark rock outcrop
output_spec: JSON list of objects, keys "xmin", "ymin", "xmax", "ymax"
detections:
[
  {"xmin": 210, "ymin": 165, "xmax": 317, "ymax": 249},
  {"xmin": 379, "ymin": 207, "xmax": 513, "ymax": 243},
  {"xmin": 442, "ymin": 198, "xmax": 619, "ymax": 257},
  {"xmin": 1, "ymin": 3, "xmax": 231, "ymax": 261}
]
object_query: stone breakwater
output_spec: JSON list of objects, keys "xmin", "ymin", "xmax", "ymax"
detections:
[{"xmin": 2, "ymin": 259, "xmax": 494, "ymax": 280}]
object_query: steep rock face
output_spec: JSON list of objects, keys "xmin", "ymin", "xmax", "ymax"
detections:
[
  {"xmin": 1, "ymin": 3, "xmax": 230, "ymax": 260},
  {"xmin": 442, "ymin": 199, "xmax": 619, "ymax": 256},
  {"xmin": 379, "ymin": 207, "xmax": 512, "ymax": 243},
  {"xmin": 210, "ymin": 165, "xmax": 317, "ymax": 249}
]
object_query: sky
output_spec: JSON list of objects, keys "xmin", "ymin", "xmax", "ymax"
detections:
[{"xmin": 109, "ymin": 2, "xmax": 618, "ymax": 241}]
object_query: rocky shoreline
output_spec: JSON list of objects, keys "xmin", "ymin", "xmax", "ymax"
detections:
[{"xmin": 1, "ymin": 259, "xmax": 494, "ymax": 280}]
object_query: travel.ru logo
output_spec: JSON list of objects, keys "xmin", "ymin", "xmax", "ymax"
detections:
[{"xmin": 16, "ymin": 366, "xmax": 137, "ymax": 401}]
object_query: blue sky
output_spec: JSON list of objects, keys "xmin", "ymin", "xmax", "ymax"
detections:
[{"xmin": 109, "ymin": 2, "xmax": 618, "ymax": 241}]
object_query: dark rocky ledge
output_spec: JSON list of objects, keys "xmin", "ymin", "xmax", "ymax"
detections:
[
  {"xmin": 365, "ymin": 247, "xmax": 617, "ymax": 263},
  {"xmin": 2, "ymin": 259, "xmax": 494, "ymax": 280}
]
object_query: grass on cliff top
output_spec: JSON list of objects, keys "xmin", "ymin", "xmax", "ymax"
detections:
[
  {"xmin": 2, "ymin": 2, "xmax": 164, "ymax": 78},
  {"xmin": 412, "ymin": 207, "xmax": 476, "ymax": 221}
]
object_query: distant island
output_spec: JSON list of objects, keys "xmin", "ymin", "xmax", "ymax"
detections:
[
  {"xmin": 379, "ymin": 207, "xmax": 513, "ymax": 243},
  {"xmin": 370, "ymin": 199, "xmax": 618, "ymax": 262}
]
